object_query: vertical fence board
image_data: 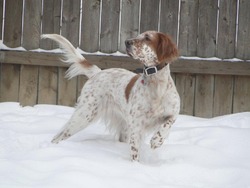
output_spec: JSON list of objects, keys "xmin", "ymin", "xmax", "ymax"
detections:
[
  {"xmin": 119, "ymin": 0, "xmax": 140, "ymax": 52},
  {"xmin": 38, "ymin": 66, "xmax": 58, "ymax": 104},
  {"xmin": 61, "ymin": 0, "xmax": 80, "ymax": 47},
  {"xmin": 178, "ymin": 0, "xmax": 199, "ymax": 56},
  {"xmin": 19, "ymin": 65, "xmax": 39, "ymax": 106},
  {"xmin": 197, "ymin": 0, "xmax": 218, "ymax": 57},
  {"xmin": 176, "ymin": 73, "xmax": 195, "ymax": 115},
  {"xmin": 140, "ymin": 0, "xmax": 160, "ymax": 32},
  {"xmin": 233, "ymin": 76, "xmax": 250, "ymax": 113},
  {"xmin": 100, "ymin": 0, "xmax": 120, "ymax": 53},
  {"xmin": 194, "ymin": 75, "xmax": 214, "ymax": 118},
  {"xmin": 22, "ymin": 0, "xmax": 42, "ymax": 50},
  {"xmin": 58, "ymin": 67, "xmax": 77, "ymax": 106},
  {"xmin": 40, "ymin": 0, "xmax": 61, "ymax": 49},
  {"xmin": 171, "ymin": 72, "xmax": 176, "ymax": 83},
  {"xmin": 213, "ymin": 75, "xmax": 233, "ymax": 116},
  {"xmin": 236, "ymin": 0, "xmax": 250, "ymax": 60},
  {"xmin": 217, "ymin": 0, "xmax": 237, "ymax": 59},
  {"xmin": 0, "ymin": 64, "xmax": 20, "ymax": 102},
  {"xmin": 0, "ymin": 0, "xmax": 3, "ymax": 40},
  {"xmin": 81, "ymin": 0, "xmax": 100, "ymax": 52},
  {"xmin": 3, "ymin": 0, "xmax": 23, "ymax": 47},
  {"xmin": 159, "ymin": 0, "xmax": 179, "ymax": 43}
]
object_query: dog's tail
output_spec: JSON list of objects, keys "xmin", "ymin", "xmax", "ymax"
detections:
[{"xmin": 41, "ymin": 34, "xmax": 101, "ymax": 79}]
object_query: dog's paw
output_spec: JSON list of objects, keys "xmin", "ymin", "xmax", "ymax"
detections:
[
  {"xmin": 150, "ymin": 134, "xmax": 164, "ymax": 149},
  {"xmin": 130, "ymin": 145, "xmax": 140, "ymax": 161},
  {"xmin": 131, "ymin": 154, "xmax": 139, "ymax": 162}
]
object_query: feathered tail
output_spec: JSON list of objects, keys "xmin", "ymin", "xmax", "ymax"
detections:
[{"xmin": 41, "ymin": 34, "xmax": 101, "ymax": 79}]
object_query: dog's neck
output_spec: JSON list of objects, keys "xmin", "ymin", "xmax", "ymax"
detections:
[
  {"xmin": 141, "ymin": 63, "xmax": 172, "ymax": 100},
  {"xmin": 143, "ymin": 62, "xmax": 168, "ymax": 76},
  {"xmin": 141, "ymin": 62, "xmax": 171, "ymax": 87},
  {"xmin": 143, "ymin": 62, "xmax": 170, "ymax": 78}
]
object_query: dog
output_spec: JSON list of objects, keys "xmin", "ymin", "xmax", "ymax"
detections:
[{"xmin": 42, "ymin": 31, "xmax": 180, "ymax": 161}]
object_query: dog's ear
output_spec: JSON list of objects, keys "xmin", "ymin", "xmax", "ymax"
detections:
[{"xmin": 156, "ymin": 33, "xmax": 178, "ymax": 63}]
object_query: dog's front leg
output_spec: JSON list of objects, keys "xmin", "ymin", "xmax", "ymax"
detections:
[{"xmin": 150, "ymin": 116, "xmax": 176, "ymax": 149}]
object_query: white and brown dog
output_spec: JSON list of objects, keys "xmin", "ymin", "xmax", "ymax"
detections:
[{"xmin": 42, "ymin": 31, "xmax": 180, "ymax": 161}]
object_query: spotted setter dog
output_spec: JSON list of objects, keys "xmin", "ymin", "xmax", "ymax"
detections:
[{"xmin": 42, "ymin": 31, "xmax": 180, "ymax": 161}]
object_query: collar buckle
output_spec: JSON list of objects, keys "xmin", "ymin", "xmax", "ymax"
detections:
[{"xmin": 144, "ymin": 66, "xmax": 158, "ymax": 76}]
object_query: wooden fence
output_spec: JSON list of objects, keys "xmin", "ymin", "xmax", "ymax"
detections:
[{"xmin": 0, "ymin": 0, "xmax": 250, "ymax": 117}]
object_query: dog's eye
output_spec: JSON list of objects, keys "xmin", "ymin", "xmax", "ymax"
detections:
[{"xmin": 145, "ymin": 34, "xmax": 150, "ymax": 41}]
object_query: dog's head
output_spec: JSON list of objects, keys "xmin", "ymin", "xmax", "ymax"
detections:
[{"xmin": 125, "ymin": 31, "xmax": 178, "ymax": 67}]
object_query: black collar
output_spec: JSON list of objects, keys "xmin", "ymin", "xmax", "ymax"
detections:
[{"xmin": 143, "ymin": 63, "xmax": 168, "ymax": 76}]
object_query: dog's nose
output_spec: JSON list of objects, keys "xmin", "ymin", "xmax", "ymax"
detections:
[{"xmin": 125, "ymin": 39, "xmax": 133, "ymax": 47}]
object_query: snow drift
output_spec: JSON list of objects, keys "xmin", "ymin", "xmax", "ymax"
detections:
[{"xmin": 0, "ymin": 102, "xmax": 250, "ymax": 188}]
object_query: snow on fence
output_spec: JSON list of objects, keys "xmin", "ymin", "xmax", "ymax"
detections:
[{"xmin": 0, "ymin": 0, "xmax": 250, "ymax": 117}]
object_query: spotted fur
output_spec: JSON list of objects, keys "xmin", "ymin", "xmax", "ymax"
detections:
[{"xmin": 43, "ymin": 31, "xmax": 180, "ymax": 162}]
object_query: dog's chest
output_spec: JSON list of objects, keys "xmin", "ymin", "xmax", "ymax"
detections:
[
  {"xmin": 130, "ymin": 84, "xmax": 179, "ymax": 123},
  {"xmin": 146, "ymin": 93, "xmax": 177, "ymax": 118}
]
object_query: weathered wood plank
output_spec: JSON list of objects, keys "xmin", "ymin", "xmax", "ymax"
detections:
[
  {"xmin": 119, "ymin": 0, "xmax": 140, "ymax": 52},
  {"xmin": 1, "ymin": 51, "xmax": 250, "ymax": 76},
  {"xmin": 22, "ymin": 0, "xmax": 42, "ymax": 50},
  {"xmin": 0, "ymin": 64, "xmax": 20, "ymax": 102},
  {"xmin": 236, "ymin": 0, "xmax": 250, "ymax": 60},
  {"xmin": 213, "ymin": 75, "xmax": 233, "ymax": 116},
  {"xmin": 58, "ymin": 67, "xmax": 77, "ymax": 106},
  {"xmin": 178, "ymin": 0, "xmax": 199, "ymax": 56},
  {"xmin": 171, "ymin": 58, "xmax": 250, "ymax": 76},
  {"xmin": 0, "ymin": 51, "xmax": 66, "ymax": 67},
  {"xmin": 0, "ymin": 0, "xmax": 3, "ymax": 40},
  {"xmin": 233, "ymin": 76, "xmax": 250, "ymax": 113},
  {"xmin": 61, "ymin": 0, "xmax": 81, "ymax": 47},
  {"xmin": 40, "ymin": 0, "xmax": 61, "ymax": 49},
  {"xmin": 159, "ymin": 0, "xmax": 179, "ymax": 43},
  {"xmin": 19, "ymin": 65, "xmax": 39, "ymax": 106},
  {"xmin": 217, "ymin": 0, "xmax": 237, "ymax": 59},
  {"xmin": 194, "ymin": 75, "xmax": 214, "ymax": 118},
  {"xmin": 100, "ymin": 0, "xmax": 120, "ymax": 53},
  {"xmin": 197, "ymin": 0, "xmax": 218, "ymax": 57},
  {"xmin": 175, "ymin": 73, "xmax": 195, "ymax": 115},
  {"xmin": 80, "ymin": 0, "xmax": 100, "ymax": 52},
  {"xmin": 3, "ymin": 0, "xmax": 23, "ymax": 47},
  {"xmin": 38, "ymin": 66, "xmax": 58, "ymax": 104},
  {"xmin": 140, "ymin": 0, "xmax": 160, "ymax": 32}
]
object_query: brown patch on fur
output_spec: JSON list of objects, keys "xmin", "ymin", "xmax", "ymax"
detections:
[
  {"xmin": 156, "ymin": 33, "xmax": 178, "ymax": 63},
  {"xmin": 80, "ymin": 59, "xmax": 93, "ymax": 68},
  {"xmin": 125, "ymin": 74, "xmax": 140, "ymax": 102}
]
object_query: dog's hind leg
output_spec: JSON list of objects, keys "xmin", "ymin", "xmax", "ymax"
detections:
[{"xmin": 51, "ymin": 99, "xmax": 100, "ymax": 143}]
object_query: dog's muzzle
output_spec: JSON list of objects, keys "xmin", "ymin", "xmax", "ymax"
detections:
[
  {"xmin": 125, "ymin": 39, "xmax": 134, "ymax": 48},
  {"xmin": 125, "ymin": 39, "xmax": 134, "ymax": 57}
]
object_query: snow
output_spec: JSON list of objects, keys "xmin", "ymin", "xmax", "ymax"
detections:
[
  {"xmin": 0, "ymin": 41, "xmax": 26, "ymax": 51},
  {"xmin": 1, "ymin": 40, "xmax": 249, "ymax": 62},
  {"xmin": 0, "ymin": 40, "xmax": 128, "ymax": 57},
  {"xmin": 1, "ymin": 102, "xmax": 250, "ymax": 188},
  {"xmin": 179, "ymin": 56, "xmax": 245, "ymax": 62}
]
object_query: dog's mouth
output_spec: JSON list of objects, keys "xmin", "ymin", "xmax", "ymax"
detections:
[{"xmin": 126, "ymin": 48, "xmax": 135, "ymax": 59}]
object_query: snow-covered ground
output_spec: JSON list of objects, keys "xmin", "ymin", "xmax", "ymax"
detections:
[{"xmin": 0, "ymin": 102, "xmax": 250, "ymax": 188}]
